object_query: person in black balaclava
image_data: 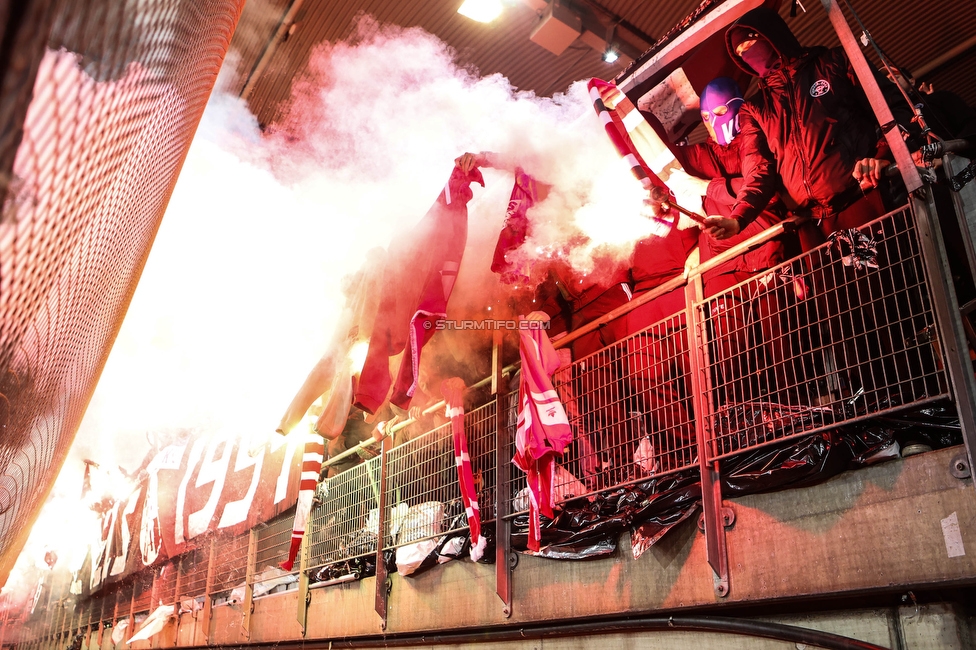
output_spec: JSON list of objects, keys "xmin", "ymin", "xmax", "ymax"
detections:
[{"xmin": 704, "ymin": 7, "xmax": 914, "ymax": 247}]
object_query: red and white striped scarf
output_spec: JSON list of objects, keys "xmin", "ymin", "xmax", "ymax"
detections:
[
  {"xmin": 513, "ymin": 313, "xmax": 573, "ymax": 552},
  {"xmin": 588, "ymin": 77, "xmax": 676, "ymax": 237},
  {"xmin": 442, "ymin": 377, "xmax": 487, "ymax": 561},
  {"xmin": 491, "ymin": 167, "xmax": 544, "ymax": 283},
  {"xmin": 279, "ymin": 433, "xmax": 325, "ymax": 571}
]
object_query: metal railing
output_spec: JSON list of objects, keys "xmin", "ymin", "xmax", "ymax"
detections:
[
  {"xmin": 211, "ymin": 532, "xmax": 249, "ymax": 594},
  {"xmin": 178, "ymin": 545, "xmax": 210, "ymax": 599},
  {"xmin": 7, "ymin": 203, "xmax": 962, "ymax": 642},
  {"xmin": 132, "ymin": 570, "xmax": 154, "ymax": 615},
  {"xmin": 697, "ymin": 208, "xmax": 949, "ymax": 461},
  {"xmin": 254, "ymin": 512, "xmax": 294, "ymax": 574},
  {"xmin": 156, "ymin": 558, "xmax": 179, "ymax": 607},
  {"xmin": 308, "ymin": 456, "xmax": 382, "ymax": 571}
]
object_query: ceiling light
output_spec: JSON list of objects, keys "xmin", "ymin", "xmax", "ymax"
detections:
[
  {"xmin": 603, "ymin": 22, "xmax": 619, "ymax": 63},
  {"xmin": 458, "ymin": 0, "xmax": 504, "ymax": 23}
]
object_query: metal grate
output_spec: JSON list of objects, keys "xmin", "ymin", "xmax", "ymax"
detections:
[
  {"xmin": 178, "ymin": 546, "xmax": 210, "ymax": 599},
  {"xmin": 538, "ymin": 309, "xmax": 699, "ymax": 505},
  {"xmin": 76, "ymin": 599, "xmax": 90, "ymax": 629},
  {"xmin": 0, "ymin": 0, "xmax": 246, "ymax": 583},
  {"xmin": 700, "ymin": 206, "xmax": 950, "ymax": 461},
  {"xmin": 86, "ymin": 594, "xmax": 101, "ymax": 625},
  {"xmin": 155, "ymin": 558, "xmax": 179, "ymax": 606},
  {"xmin": 253, "ymin": 513, "xmax": 292, "ymax": 575},
  {"xmin": 383, "ymin": 423, "xmax": 460, "ymax": 549},
  {"xmin": 102, "ymin": 593, "xmax": 115, "ymax": 621},
  {"xmin": 464, "ymin": 400, "xmax": 498, "ymax": 522},
  {"xmin": 131, "ymin": 571, "xmax": 154, "ymax": 615},
  {"xmin": 507, "ymin": 357, "xmax": 680, "ymax": 516},
  {"xmin": 115, "ymin": 582, "xmax": 133, "ymax": 620},
  {"xmin": 307, "ymin": 457, "xmax": 381, "ymax": 570},
  {"xmin": 211, "ymin": 531, "xmax": 249, "ymax": 593}
]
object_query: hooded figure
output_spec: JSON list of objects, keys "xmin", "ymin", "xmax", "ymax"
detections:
[
  {"xmin": 668, "ymin": 76, "xmax": 792, "ymax": 406},
  {"xmin": 670, "ymin": 76, "xmax": 786, "ymax": 295},
  {"xmin": 717, "ymin": 7, "xmax": 913, "ymax": 239}
]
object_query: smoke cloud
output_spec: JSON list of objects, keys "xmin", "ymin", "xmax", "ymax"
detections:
[{"xmin": 7, "ymin": 15, "xmax": 660, "ymax": 600}]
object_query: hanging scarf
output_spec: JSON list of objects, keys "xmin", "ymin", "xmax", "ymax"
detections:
[
  {"xmin": 513, "ymin": 313, "xmax": 573, "ymax": 551},
  {"xmin": 442, "ymin": 377, "xmax": 487, "ymax": 561},
  {"xmin": 279, "ymin": 433, "xmax": 325, "ymax": 572},
  {"xmin": 355, "ymin": 164, "xmax": 484, "ymax": 414},
  {"xmin": 491, "ymin": 168, "xmax": 545, "ymax": 283}
]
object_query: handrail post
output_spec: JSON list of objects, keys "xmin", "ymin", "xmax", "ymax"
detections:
[
  {"xmin": 203, "ymin": 537, "xmax": 216, "ymax": 645},
  {"xmin": 492, "ymin": 330, "xmax": 513, "ymax": 617},
  {"xmin": 373, "ymin": 437, "xmax": 392, "ymax": 630},
  {"xmin": 297, "ymin": 524, "xmax": 310, "ymax": 636},
  {"xmin": 822, "ymin": 0, "xmax": 976, "ymax": 495},
  {"xmin": 242, "ymin": 528, "xmax": 257, "ymax": 640},
  {"xmin": 686, "ymin": 276, "xmax": 730, "ymax": 598}
]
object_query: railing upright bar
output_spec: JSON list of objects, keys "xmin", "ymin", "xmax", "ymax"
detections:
[
  {"xmin": 374, "ymin": 436, "xmax": 392, "ymax": 630},
  {"xmin": 202, "ymin": 537, "xmax": 216, "ymax": 645},
  {"xmin": 823, "ymin": 0, "xmax": 976, "ymax": 489},
  {"xmin": 297, "ymin": 524, "xmax": 310, "ymax": 636},
  {"xmin": 686, "ymin": 275, "xmax": 730, "ymax": 598},
  {"xmin": 492, "ymin": 330, "xmax": 513, "ymax": 617},
  {"xmin": 242, "ymin": 528, "xmax": 257, "ymax": 640}
]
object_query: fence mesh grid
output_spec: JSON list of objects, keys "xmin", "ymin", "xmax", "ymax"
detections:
[
  {"xmin": 307, "ymin": 457, "xmax": 381, "ymax": 570},
  {"xmin": 505, "ymin": 314, "xmax": 698, "ymax": 516},
  {"xmin": 699, "ymin": 207, "xmax": 950, "ymax": 461},
  {"xmin": 464, "ymin": 400, "xmax": 498, "ymax": 522},
  {"xmin": 0, "ymin": 0, "xmax": 244, "ymax": 583},
  {"xmin": 383, "ymin": 423, "xmax": 459, "ymax": 549},
  {"xmin": 210, "ymin": 531, "xmax": 249, "ymax": 593},
  {"xmin": 551, "ymin": 310, "xmax": 698, "ymax": 499},
  {"xmin": 254, "ymin": 512, "xmax": 293, "ymax": 575},
  {"xmin": 131, "ymin": 571, "xmax": 154, "ymax": 614},
  {"xmin": 154, "ymin": 558, "xmax": 179, "ymax": 606},
  {"xmin": 177, "ymin": 546, "xmax": 209, "ymax": 599}
]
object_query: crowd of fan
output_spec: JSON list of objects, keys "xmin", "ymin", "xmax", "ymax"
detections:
[{"xmin": 286, "ymin": 8, "xmax": 976, "ymax": 490}]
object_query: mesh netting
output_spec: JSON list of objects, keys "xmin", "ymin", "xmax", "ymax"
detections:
[{"xmin": 0, "ymin": 0, "xmax": 244, "ymax": 583}]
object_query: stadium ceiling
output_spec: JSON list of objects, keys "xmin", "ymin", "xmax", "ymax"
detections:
[{"xmin": 229, "ymin": 0, "xmax": 976, "ymax": 129}]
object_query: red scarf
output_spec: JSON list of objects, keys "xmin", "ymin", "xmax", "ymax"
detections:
[
  {"xmin": 442, "ymin": 377, "xmax": 487, "ymax": 561},
  {"xmin": 355, "ymin": 165, "xmax": 484, "ymax": 414},
  {"xmin": 279, "ymin": 433, "xmax": 325, "ymax": 571},
  {"xmin": 588, "ymin": 77, "xmax": 676, "ymax": 237},
  {"xmin": 490, "ymin": 168, "xmax": 544, "ymax": 283},
  {"xmin": 513, "ymin": 314, "xmax": 573, "ymax": 551}
]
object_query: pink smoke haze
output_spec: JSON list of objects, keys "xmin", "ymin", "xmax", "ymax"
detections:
[{"xmin": 7, "ymin": 16, "xmax": 660, "ymax": 601}]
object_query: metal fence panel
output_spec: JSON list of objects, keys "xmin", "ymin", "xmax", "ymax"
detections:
[
  {"xmin": 210, "ymin": 532, "xmax": 249, "ymax": 593},
  {"xmin": 383, "ymin": 422, "xmax": 461, "ymax": 549},
  {"xmin": 307, "ymin": 457, "xmax": 381, "ymax": 570},
  {"xmin": 131, "ymin": 571, "xmax": 153, "ymax": 615},
  {"xmin": 464, "ymin": 400, "xmax": 497, "ymax": 522},
  {"xmin": 155, "ymin": 558, "xmax": 179, "ymax": 606},
  {"xmin": 177, "ymin": 546, "xmax": 209, "ymax": 599},
  {"xmin": 253, "ymin": 512, "xmax": 293, "ymax": 576},
  {"xmin": 698, "ymin": 207, "xmax": 950, "ymax": 461}
]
